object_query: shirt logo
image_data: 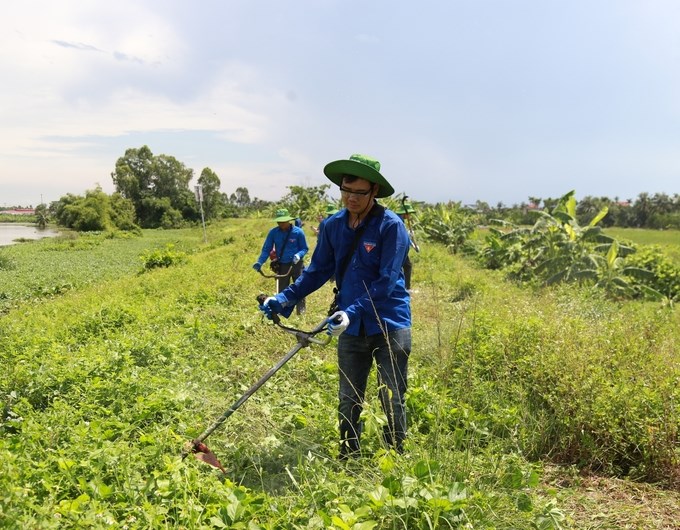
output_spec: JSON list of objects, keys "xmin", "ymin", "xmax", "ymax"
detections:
[{"xmin": 363, "ymin": 241, "xmax": 377, "ymax": 253}]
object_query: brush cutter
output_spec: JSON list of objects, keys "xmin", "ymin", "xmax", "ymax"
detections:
[
  {"xmin": 258, "ymin": 265, "xmax": 294, "ymax": 295},
  {"xmin": 181, "ymin": 295, "xmax": 334, "ymax": 473}
]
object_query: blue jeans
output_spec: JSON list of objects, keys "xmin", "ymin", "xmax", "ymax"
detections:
[{"xmin": 337, "ymin": 327, "xmax": 411, "ymax": 456}]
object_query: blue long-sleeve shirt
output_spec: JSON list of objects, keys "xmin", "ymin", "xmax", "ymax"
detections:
[
  {"xmin": 279, "ymin": 204, "xmax": 411, "ymax": 336},
  {"xmin": 256, "ymin": 225, "xmax": 308, "ymax": 266}
]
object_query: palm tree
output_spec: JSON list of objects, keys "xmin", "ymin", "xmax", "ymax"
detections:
[
  {"xmin": 34, "ymin": 204, "xmax": 49, "ymax": 229},
  {"xmin": 632, "ymin": 192, "xmax": 651, "ymax": 227}
]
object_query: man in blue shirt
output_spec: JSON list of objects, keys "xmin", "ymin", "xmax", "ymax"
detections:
[
  {"xmin": 260, "ymin": 154, "xmax": 411, "ymax": 457},
  {"xmin": 253, "ymin": 208, "xmax": 308, "ymax": 314},
  {"xmin": 395, "ymin": 200, "xmax": 418, "ymax": 291}
]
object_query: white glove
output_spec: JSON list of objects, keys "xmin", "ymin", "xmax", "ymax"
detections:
[
  {"xmin": 327, "ymin": 311, "xmax": 349, "ymax": 337},
  {"xmin": 292, "ymin": 254, "xmax": 300, "ymax": 264}
]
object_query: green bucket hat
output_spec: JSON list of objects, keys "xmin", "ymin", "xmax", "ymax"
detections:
[
  {"xmin": 323, "ymin": 154, "xmax": 395, "ymax": 198},
  {"xmin": 273, "ymin": 208, "xmax": 295, "ymax": 223},
  {"xmin": 395, "ymin": 202, "xmax": 416, "ymax": 215},
  {"xmin": 325, "ymin": 203, "xmax": 340, "ymax": 215}
]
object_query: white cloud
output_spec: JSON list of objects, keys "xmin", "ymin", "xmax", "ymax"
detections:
[
  {"xmin": 1, "ymin": 2, "xmax": 288, "ymax": 204},
  {"xmin": 2, "ymin": 1, "xmax": 680, "ymax": 207},
  {"xmin": 1, "ymin": 3, "xmax": 281, "ymax": 155}
]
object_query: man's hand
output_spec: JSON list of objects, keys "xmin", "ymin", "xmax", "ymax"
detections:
[
  {"xmin": 264, "ymin": 296, "xmax": 284, "ymax": 314},
  {"xmin": 292, "ymin": 254, "xmax": 301, "ymax": 265},
  {"xmin": 252, "ymin": 262, "xmax": 262, "ymax": 272},
  {"xmin": 258, "ymin": 296, "xmax": 284, "ymax": 320},
  {"xmin": 327, "ymin": 311, "xmax": 349, "ymax": 336}
]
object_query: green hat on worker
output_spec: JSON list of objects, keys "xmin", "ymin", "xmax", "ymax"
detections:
[
  {"xmin": 395, "ymin": 202, "xmax": 416, "ymax": 215},
  {"xmin": 325, "ymin": 203, "xmax": 340, "ymax": 215},
  {"xmin": 273, "ymin": 208, "xmax": 296, "ymax": 222},
  {"xmin": 323, "ymin": 154, "xmax": 395, "ymax": 198}
]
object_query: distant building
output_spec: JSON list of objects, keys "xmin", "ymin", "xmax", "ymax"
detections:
[
  {"xmin": 521, "ymin": 202, "xmax": 541, "ymax": 214},
  {"xmin": 0, "ymin": 208, "xmax": 35, "ymax": 215}
]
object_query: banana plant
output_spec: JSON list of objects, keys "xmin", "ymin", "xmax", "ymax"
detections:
[
  {"xmin": 517, "ymin": 191, "xmax": 616, "ymax": 285},
  {"xmin": 591, "ymin": 240, "xmax": 661, "ymax": 299},
  {"xmin": 419, "ymin": 203, "xmax": 477, "ymax": 254},
  {"xmin": 478, "ymin": 191, "xmax": 644, "ymax": 296}
]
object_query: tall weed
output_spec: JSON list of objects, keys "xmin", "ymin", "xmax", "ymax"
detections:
[{"xmin": 417, "ymin": 253, "xmax": 679, "ymax": 484}]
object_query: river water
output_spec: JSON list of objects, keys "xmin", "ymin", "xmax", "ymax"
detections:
[{"xmin": 0, "ymin": 223, "xmax": 60, "ymax": 247}]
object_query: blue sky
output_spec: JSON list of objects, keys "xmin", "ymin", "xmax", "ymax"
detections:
[{"xmin": 2, "ymin": 0, "xmax": 679, "ymax": 208}]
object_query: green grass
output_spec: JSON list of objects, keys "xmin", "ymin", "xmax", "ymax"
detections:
[
  {"xmin": 0, "ymin": 225, "xmax": 233, "ymax": 313},
  {"xmin": 0, "ymin": 214, "xmax": 38, "ymax": 223},
  {"xmin": 1, "ymin": 219, "xmax": 678, "ymax": 528},
  {"xmin": 604, "ymin": 227, "xmax": 680, "ymax": 263}
]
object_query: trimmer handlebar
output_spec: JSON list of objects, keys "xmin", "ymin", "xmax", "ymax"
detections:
[
  {"xmin": 257, "ymin": 266, "xmax": 292, "ymax": 279},
  {"xmin": 256, "ymin": 294, "xmax": 334, "ymax": 345}
]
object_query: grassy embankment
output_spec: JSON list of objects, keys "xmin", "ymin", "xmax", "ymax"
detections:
[{"xmin": 1, "ymin": 219, "xmax": 678, "ymax": 528}]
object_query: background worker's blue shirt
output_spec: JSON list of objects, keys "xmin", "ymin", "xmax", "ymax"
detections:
[
  {"xmin": 281, "ymin": 205, "xmax": 411, "ymax": 336},
  {"xmin": 256, "ymin": 225, "xmax": 308, "ymax": 265}
]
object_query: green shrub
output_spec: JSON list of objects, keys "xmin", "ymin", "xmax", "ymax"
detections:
[
  {"xmin": 448, "ymin": 287, "xmax": 680, "ymax": 482},
  {"xmin": 625, "ymin": 246, "xmax": 680, "ymax": 302},
  {"xmin": 140, "ymin": 243, "xmax": 187, "ymax": 270}
]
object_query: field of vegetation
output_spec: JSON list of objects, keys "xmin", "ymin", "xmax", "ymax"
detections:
[
  {"xmin": 1, "ymin": 220, "xmax": 679, "ymax": 529},
  {"xmin": 0, "ymin": 228, "xmax": 215, "ymax": 314},
  {"xmin": 603, "ymin": 227, "xmax": 680, "ymax": 264}
]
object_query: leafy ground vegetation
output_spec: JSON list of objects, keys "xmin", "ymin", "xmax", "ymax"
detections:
[
  {"xmin": 0, "ymin": 228, "xmax": 216, "ymax": 314},
  {"xmin": 1, "ymin": 219, "xmax": 679, "ymax": 529}
]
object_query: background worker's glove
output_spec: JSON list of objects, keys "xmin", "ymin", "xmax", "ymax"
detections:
[
  {"xmin": 252, "ymin": 262, "xmax": 262, "ymax": 272},
  {"xmin": 327, "ymin": 311, "xmax": 349, "ymax": 336},
  {"xmin": 292, "ymin": 254, "xmax": 301, "ymax": 265}
]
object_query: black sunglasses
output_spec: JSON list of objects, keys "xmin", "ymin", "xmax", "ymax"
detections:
[{"xmin": 339, "ymin": 186, "xmax": 372, "ymax": 197}]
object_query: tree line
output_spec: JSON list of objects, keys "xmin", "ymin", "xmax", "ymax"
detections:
[
  {"xmin": 469, "ymin": 192, "xmax": 680, "ymax": 230},
  {"xmin": 13, "ymin": 144, "xmax": 679, "ymax": 232},
  {"xmin": 44, "ymin": 146, "xmax": 272, "ymax": 231}
]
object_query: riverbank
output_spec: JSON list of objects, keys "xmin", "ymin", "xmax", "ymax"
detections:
[{"xmin": 0, "ymin": 222, "xmax": 60, "ymax": 246}]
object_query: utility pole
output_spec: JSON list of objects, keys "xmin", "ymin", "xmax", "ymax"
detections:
[{"xmin": 194, "ymin": 185, "xmax": 208, "ymax": 243}]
